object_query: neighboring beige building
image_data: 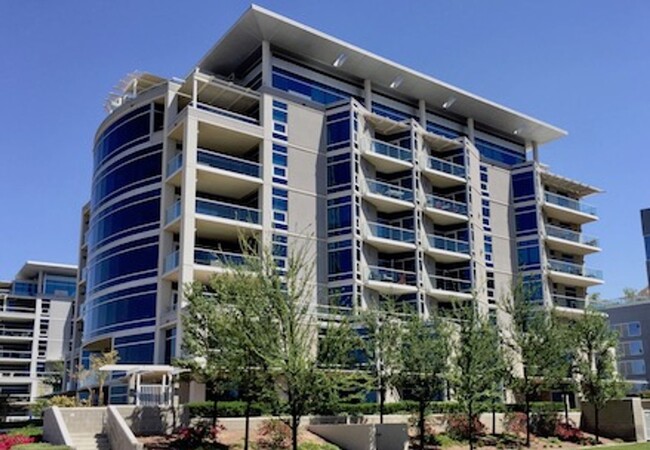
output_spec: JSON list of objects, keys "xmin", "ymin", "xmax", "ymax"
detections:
[
  {"xmin": 67, "ymin": 5, "xmax": 603, "ymax": 403},
  {"xmin": 0, "ymin": 261, "xmax": 76, "ymax": 420}
]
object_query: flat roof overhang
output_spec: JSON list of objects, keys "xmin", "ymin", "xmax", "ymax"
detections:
[
  {"xmin": 16, "ymin": 261, "xmax": 77, "ymax": 280},
  {"xmin": 195, "ymin": 5, "xmax": 567, "ymax": 145}
]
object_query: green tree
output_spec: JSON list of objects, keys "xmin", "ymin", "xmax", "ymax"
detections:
[
  {"xmin": 359, "ymin": 300, "xmax": 402, "ymax": 423},
  {"xmin": 450, "ymin": 303, "xmax": 507, "ymax": 449},
  {"xmin": 43, "ymin": 360, "xmax": 65, "ymax": 394},
  {"xmin": 90, "ymin": 350, "xmax": 119, "ymax": 406},
  {"xmin": 572, "ymin": 307, "xmax": 627, "ymax": 443},
  {"xmin": 396, "ymin": 313, "xmax": 450, "ymax": 450},
  {"xmin": 502, "ymin": 283, "xmax": 573, "ymax": 447}
]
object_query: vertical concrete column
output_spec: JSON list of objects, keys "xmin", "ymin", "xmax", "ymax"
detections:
[
  {"xmin": 418, "ymin": 99, "xmax": 426, "ymax": 127},
  {"xmin": 260, "ymin": 94, "xmax": 274, "ymax": 246},
  {"xmin": 174, "ymin": 116, "xmax": 198, "ymax": 357},
  {"xmin": 466, "ymin": 117, "xmax": 475, "ymax": 143},
  {"xmin": 364, "ymin": 79, "xmax": 372, "ymax": 110},
  {"xmin": 262, "ymin": 40, "xmax": 272, "ymax": 87},
  {"xmin": 532, "ymin": 141, "xmax": 539, "ymax": 162}
]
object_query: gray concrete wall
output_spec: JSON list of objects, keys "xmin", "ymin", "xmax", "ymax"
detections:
[
  {"xmin": 309, "ymin": 424, "xmax": 374, "ymax": 450},
  {"xmin": 42, "ymin": 407, "xmax": 74, "ymax": 447},
  {"xmin": 106, "ymin": 406, "xmax": 143, "ymax": 450},
  {"xmin": 581, "ymin": 398, "xmax": 645, "ymax": 442},
  {"xmin": 115, "ymin": 405, "xmax": 189, "ymax": 435},
  {"xmin": 57, "ymin": 406, "xmax": 106, "ymax": 435}
]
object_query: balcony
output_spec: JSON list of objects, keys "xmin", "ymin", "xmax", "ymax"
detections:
[
  {"xmin": 424, "ymin": 194, "xmax": 468, "ymax": 225},
  {"xmin": 197, "ymin": 150, "xmax": 262, "ymax": 198},
  {"xmin": 0, "ymin": 329, "xmax": 33, "ymax": 341},
  {"xmin": 195, "ymin": 198, "xmax": 262, "ymax": 239},
  {"xmin": 424, "ymin": 235, "xmax": 471, "ymax": 263},
  {"xmin": 363, "ymin": 222, "xmax": 416, "ymax": 253},
  {"xmin": 194, "ymin": 248, "xmax": 249, "ymax": 282},
  {"xmin": 165, "ymin": 200, "xmax": 181, "ymax": 226},
  {"xmin": 363, "ymin": 179, "xmax": 414, "ymax": 213},
  {"xmin": 163, "ymin": 250, "xmax": 179, "ymax": 275},
  {"xmin": 552, "ymin": 294, "xmax": 587, "ymax": 316},
  {"xmin": 166, "ymin": 153, "xmax": 183, "ymax": 179},
  {"xmin": 545, "ymin": 225, "xmax": 600, "ymax": 255},
  {"xmin": 422, "ymin": 156, "xmax": 466, "ymax": 188},
  {"xmin": 543, "ymin": 192, "xmax": 597, "ymax": 224},
  {"xmin": 428, "ymin": 275, "xmax": 473, "ymax": 300},
  {"xmin": 365, "ymin": 266, "xmax": 418, "ymax": 296},
  {"xmin": 0, "ymin": 350, "xmax": 32, "ymax": 361},
  {"xmin": 547, "ymin": 259, "xmax": 603, "ymax": 287},
  {"xmin": 361, "ymin": 138, "xmax": 412, "ymax": 173}
]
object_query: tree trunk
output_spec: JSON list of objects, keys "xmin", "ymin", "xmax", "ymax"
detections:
[
  {"xmin": 492, "ymin": 401, "xmax": 496, "ymax": 435},
  {"xmin": 468, "ymin": 402, "xmax": 474, "ymax": 450},
  {"xmin": 595, "ymin": 406, "xmax": 600, "ymax": 444},
  {"xmin": 564, "ymin": 393, "xmax": 569, "ymax": 424},
  {"xmin": 211, "ymin": 396, "xmax": 218, "ymax": 427},
  {"xmin": 419, "ymin": 400, "xmax": 426, "ymax": 450},
  {"xmin": 525, "ymin": 394, "xmax": 531, "ymax": 448},
  {"xmin": 98, "ymin": 382, "xmax": 104, "ymax": 406},
  {"xmin": 379, "ymin": 377, "xmax": 385, "ymax": 425},
  {"xmin": 292, "ymin": 414, "xmax": 299, "ymax": 450},
  {"xmin": 244, "ymin": 400, "xmax": 251, "ymax": 450}
]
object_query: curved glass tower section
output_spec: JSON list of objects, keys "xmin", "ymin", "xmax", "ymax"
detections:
[{"xmin": 82, "ymin": 100, "xmax": 164, "ymax": 364}]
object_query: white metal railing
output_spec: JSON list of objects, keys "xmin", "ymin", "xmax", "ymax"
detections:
[
  {"xmin": 367, "ymin": 222, "xmax": 415, "ymax": 243},
  {"xmin": 548, "ymin": 259, "xmax": 603, "ymax": 280},
  {"xmin": 430, "ymin": 275, "xmax": 472, "ymax": 293},
  {"xmin": 546, "ymin": 224, "xmax": 599, "ymax": 247}
]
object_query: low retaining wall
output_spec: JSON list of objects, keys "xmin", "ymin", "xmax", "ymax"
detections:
[
  {"xmin": 42, "ymin": 407, "xmax": 74, "ymax": 447},
  {"xmin": 581, "ymin": 398, "xmax": 645, "ymax": 442},
  {"xmin": 106, "ymin": 406, "xmax": 143, "ymax": 450},
  {"xmin": 309, "ymin": 423, "xmax": 408, "ymax": 450},
  {"xmin": 114, "ymin": 405, "xmax": 189, "ymax": 435},
  {"xmin": 56, "ymin": 407, "xmax": 107, "ymax": 436}
]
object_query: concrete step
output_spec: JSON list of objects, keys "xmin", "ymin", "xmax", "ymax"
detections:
[{"xmin": 70, "ymin": 433, "xmax": 110, "ymax": 450}]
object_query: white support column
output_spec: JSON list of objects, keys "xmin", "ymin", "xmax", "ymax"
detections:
[
  {"xmin": 532, "ymin": 141, "xmax": 539, "ymax": 162},
  {"xmin": 418, "ymin": 99, "xmax": 426, "ymax": 127},
  {"xmin": 364, "ymin": 79, "xmax": 372, "ymax": 110},
  {"xmin": 262, "ymin": 40, "xmax": 272, "ymax": 87},
  {"xmin": 192, "ymin": 68, "xmax": 199, "ymax": 107},
  {"xmin": 466, "ymin": 117, "xmax": 475, "ymax": 143},
  {"xmin": 135, "ymin": 373, "xmax": 142, "ymax": 406}
]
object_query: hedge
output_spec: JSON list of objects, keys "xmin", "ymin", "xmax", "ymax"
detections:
[{"xmin": 187, "ymin": 400, "xmax": 274, "ymax": 418}]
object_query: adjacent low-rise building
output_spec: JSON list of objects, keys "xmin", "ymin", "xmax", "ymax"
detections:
[{"xmin": 0, "ymin": 261, "xmax": 76, "ymax": 420}]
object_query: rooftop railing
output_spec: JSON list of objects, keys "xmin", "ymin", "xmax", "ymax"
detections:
[
  {"xmin": 366, "ymin": 179, "xmax": 413, "ymax": 203},
  {"xmin": 425, "ymin": 194, "xmax": 468, "ymax": 216},
  {"xmin": 428, "ymin": 156, "xmax": 465, "ymax": 178},
  {"xmin": 367, "ymin": 222, "xmax": 415, "ymax": 244},
  {"xmin": 546, "ymin": 225, "xmax": 599, "ymax": 247},
  {"xmin": 544, "ymin": 192, "xmax": 597, "ymax": 216},
  {"xmin": 548, "ymin": 259, "xmax": 603, "ymax": 280}
]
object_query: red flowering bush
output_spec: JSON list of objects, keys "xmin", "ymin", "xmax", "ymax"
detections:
[
  {"xmin": 0, "ymin": 434, "xmax": 36, "ymax": 450},
  {"xmin": 172, "ymin": 424, "xmax": 226, "ymax": 449},
  {"xmin": 256, "ymin": 419, "xmax": 291, "ymax": 450},
  {"xmin": 555, "ymin": 421, "xmax": 585, "ymax": 443},
  {"xmin": 445, "ymin": 414, "xmax": 485, "ymax": 441}
]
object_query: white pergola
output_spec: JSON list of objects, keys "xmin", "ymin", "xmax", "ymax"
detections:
[{"xmin": 99, "ymin": 364, "xmax": 188, "ymax": 407}]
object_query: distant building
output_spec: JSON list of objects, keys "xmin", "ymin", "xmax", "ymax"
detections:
[
  {"xmin": 642, "ymin": 208, "xmax": 650, "ymax": 290},
  {"xmin": 0, "ymin": 262, "xmax": 76, "ymax": 420}
]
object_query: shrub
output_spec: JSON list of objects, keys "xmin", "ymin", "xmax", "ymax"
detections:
[
  {"xmin": 13, "ymin": 446, "xmax": 71, "ymax": 450},
  {"xmin": 297, "ymin": 443, "xmax": 340, "ymax": 450},
  {"xmin": 503, "ymin": 411, "xmax": 527, "ymax": 436},
  {"xmin": 8, "ymin": 426, "xmax": 42, "ymax": 438},
  {"xmin": 187, "ymin": 400, "xmax": 273, "ymax": 418},
  {"xmin": 554, "ymin": 422, "xmax": 585, "ymax": 443},
  {"xmin": 407, "ymin": 415, "xmax": 440, "ymax": 447},
  {"xmin": 257, "ymin": 419, "xmax": 291, "ymax": 450},
  {"xmin": 531, "ymin": 411, "xmax": 560, "ymax": 437},
  {"xmin": 444, "ymin": 414, "xmax": 485, "ymax": 441},
  {"xmin": 48, "ymin": 396, "xmax": 76, "ymax": 408},
  {"xmin": 0, "ymin": 434, "xmax": 37, "ymax": 450},
  {"xmin": 173, "ymin": 424, "xmax": 226, "ymax": 450}
]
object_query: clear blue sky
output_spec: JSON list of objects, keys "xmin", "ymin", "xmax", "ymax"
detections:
[{"xmin": 0, "ymin": 1, "xmax": 648, "ymax": 298}]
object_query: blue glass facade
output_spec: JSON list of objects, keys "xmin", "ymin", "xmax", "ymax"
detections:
[{"xmin": 83, "ymin": 102, "xmax": 162, "ymax": 350}]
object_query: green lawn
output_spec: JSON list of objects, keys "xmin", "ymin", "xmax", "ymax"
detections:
[{"xmin": 590, "ymin": 444, "xmax": 650, "ymax": 450}]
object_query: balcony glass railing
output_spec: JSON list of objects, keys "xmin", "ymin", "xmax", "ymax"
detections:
[
  {"xmin": 167, "ymin": 153, "xmax": 183, "ymax": 177},
  {"xmin": 428, "ymin": 235, "xmax": 470, "ymax": 254},
  {"xmin": 0, "ymin": 350, "xmax": 32, "ymax": 359},
  {"xmin": 165, "ymin": 200, "xmax": 181, "ymax": 225},
  {"xmin": 366, "ymin": 179, "xmax": 413, "ymax": 203},
  {"xmin": 553, "ymin": 295, "xmax": 587, "ymax": 310},
  {"xmin": 164, "ymin": 250, "xmax": 180, "ymax": 273},
  {"xmin": 0, "ymin": 305, "xmax": 36, "ymax": 314},
  {"xmin": 194, "ymin": 248, "xmax": 247, "ymax": 268},
  {"xmin": 425, "ymin": 194, "xmax": 468, "ymax": 216},
  {"xmin": 196, "ymin": 102, "xmax": 259, "ymax": 125},
  {"xmin": 197, "ymin": 150, "xmax": 261, "ymax": 178},
  {"xmin": 368, "ymin": 139, "xmax": 412, "ymax": 163},
  {"xmin": 367, "ymin": 222, "xmax": 415, "ymax": 243},
  {"xmin": 548, "ymin": 259, "xmax": 603, "ymax": 280},
  {"xmin": 546, "ymin": 225, "xmax": 599, "ymax": 247},
  {"xmin": 0, "ymin": 329, "xmax": 33, "ymax": 338},
  {"xmin": 431, "ymin": 275, "xmax": 472, "ymax": 293},
  {"xmin": 11, "ymin": 282, "xmax": 38, "ymax": 297},
  {"xmin": 544, "ymin": 192, "xmax": 597, "ymax": 216},
  {"xmin": 368, "ymin": 266, "xmax": 417, "ymax": 285},
  {"xmin": 196, "ymin": 199, "xmax": 261, "ymax": 224},
  {"xmin": 428, "ymin": 156, "xmax": 465, "ymax": 178}
]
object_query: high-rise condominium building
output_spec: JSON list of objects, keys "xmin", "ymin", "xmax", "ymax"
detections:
[
  {"xmin": 0, "ymin": 262, "xmax": 76, "ymax": 420},
  {"xmin": 68, "ymin": 6, "xmax": 603, "ymax": 402}
]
